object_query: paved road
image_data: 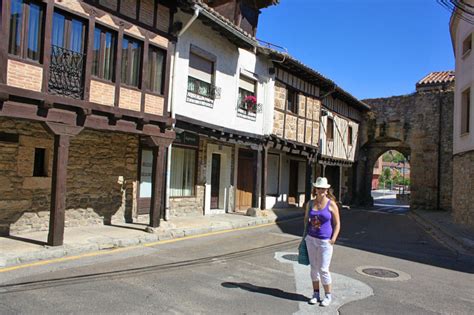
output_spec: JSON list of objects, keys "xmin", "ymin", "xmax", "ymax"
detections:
[{"xmin": 1, "ymin": 204, "xmax": 473, "ymax": 314}]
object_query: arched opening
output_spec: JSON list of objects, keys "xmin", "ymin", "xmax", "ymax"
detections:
[{"xmin": 371, "ymin": 150, "xmax": 411, "ymax": 208}]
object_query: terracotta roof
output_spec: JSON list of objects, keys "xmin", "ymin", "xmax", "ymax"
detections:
[{"xmin": 417, "ymin": 71, "xmax": 455, "ymax": 86}]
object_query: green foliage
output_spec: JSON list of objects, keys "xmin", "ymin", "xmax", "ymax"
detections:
[{"xmin": 381, "ymin": 151, "xmax": 406, "ymax": 163}]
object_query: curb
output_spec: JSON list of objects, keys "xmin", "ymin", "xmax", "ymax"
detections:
[
  {"xmin": 408, "ymin": 211, "xmax": 474, "ymax": 256},
  {"xmin": 0, "ymin": 213, "xmax": 304, "ymax": 269}
]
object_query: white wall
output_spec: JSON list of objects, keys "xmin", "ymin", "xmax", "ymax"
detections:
[
  {"xmin": 453, "ymin": 9, "xmax": 474, "ymax": 154},
  {"xmin": 172, "ymin": 16, "xmax": 273, "ymax": 136}
]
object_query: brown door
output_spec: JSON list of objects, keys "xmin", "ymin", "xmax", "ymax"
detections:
[
  {"xmin": 237, "ymin": 150, "xmax": 254, "ymax": 210},
  {"xmin": 211, "ymin": 153, "xmax": 221, "ymax": 209},
  {"xmin": 288, "ymin": 160, "xmax": 299, "ymax": 205}
]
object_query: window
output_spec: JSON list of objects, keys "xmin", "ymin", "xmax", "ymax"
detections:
[
  {"xmin": 8, "ymin": 0, "xmax": 44, "ymax": 61},
  {"xmin": 462, "ymin": 33, "xmax": 472, "ymax": 57},
  {"xmin": 267, "ymin": 153, "xmax": 280, "ymax": 195},
  {"xmin": 461, "ymin": 88, "xmax": 470, "ymax": 134},
  {"xmin": 287, "ymin": 88, "xmax": 298, "ymax": 114},
  {"xmin": 52, "ymin": 12, "xmax": 86, "ymax": 53},
  {"xmin": 170, "ymin": 147, "xmax": 196, "ymax": 197},
  {"xmin": 187, "ymin": 52, "xmax": 214, "ymax": 98},
  {"xmin": 148, "ymin": 45, "xmax": 166, "ymax": 94},
  {"xmin": 327, "ymin": 117, "xmax": 334, "ymax": 140},
  {"xmin": 33, "ymin": 148, "xmax": 47, "ymax": 177},
  {"xmin": 121, "ymin": 36, "xmax": 142, "ymax": 87},
  {"xmin": 348, "ymin": 126, "xmax": 353, "ymax": 145},
  {"xmin": 238, "ymin": 75, "xmax": 257, "ymax": 114},
  {"xmin": 92, "ymin": 26, "xmax": 116, "ymax": 81}
]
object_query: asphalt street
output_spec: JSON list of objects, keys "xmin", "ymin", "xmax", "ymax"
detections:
[{"xmin": 0, "ymin": 200, "xmax": 473, "ymax": 314}]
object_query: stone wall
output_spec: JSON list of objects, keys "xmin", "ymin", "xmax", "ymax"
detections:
[
  {"xmin": 359, "ymin": 88, "xmax": 454, "ymax": 211},
  {"xmin": 0, "ymin": 118, "xmax": 139, "ymax": 235},
  {"xmin": 452, "ymin": 151, "xmax": 474, "ymax": 227}
]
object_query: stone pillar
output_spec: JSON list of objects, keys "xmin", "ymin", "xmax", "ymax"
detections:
[{"xmin": 45, "ymin": 122, "xmax": 83, "ymax": 246}]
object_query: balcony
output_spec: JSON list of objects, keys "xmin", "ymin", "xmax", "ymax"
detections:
[
  {"xmin": 48, "ymin": 45, "xmax": 85, "ymax": 100},
  {"xmin": 236, "ymin": 95, "xmax": 262, "ymax": 121},
  {"xmin": 186, "ymin": 76, "xmax": 220, "ymax": 108}
]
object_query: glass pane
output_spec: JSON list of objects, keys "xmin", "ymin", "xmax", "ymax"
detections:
[
  {"xmin": 92, "ymin": 28, "xmax": 101, "ymax": 76},
  {"xmin": 170, "ymin": 147, "xmax": 196, "ymax": 197},
  {"xmin": 130, "ymin": 41, "xmax": 141, "ymax": 87},
  {"xmin": 51, "ymin": 12, "xmax": 65, "ymax": 47},
  {"xmin": 9, "ymin": 0, "xmax": 23, "ymax": 56},
  {"xmin": 103, "ymin": 31, "xmax": 115, "ymax": 81},
  {"xmin": 121, "ymin": 38, "xmax": 129, "ymax": 84},
  {"xmin": 27, "ymin": 3, "xmax": 43, "ymax": 61},
  {"xmin": 149, "ymin": 48, "xmax": 164, "ymax": 93},
  {"xmin": 70, "ymin": 19, "xmax": 84, "ymax": 53}
]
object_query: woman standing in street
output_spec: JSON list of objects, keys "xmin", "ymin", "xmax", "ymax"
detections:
[{"xmin": 304, "ymin": 177, "xmax": 341, "ymax": 307}]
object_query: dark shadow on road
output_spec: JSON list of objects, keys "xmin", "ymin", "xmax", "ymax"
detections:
[
  {"xmin": 272, "ymin": 195, "xmax": 474, "ymax": 274},
  {"xmin": 221, "ymin": 282, "xmax": 308, "ymax": 302}
]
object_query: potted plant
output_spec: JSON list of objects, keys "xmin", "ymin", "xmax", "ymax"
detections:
[{"xmin": 243, "ymin": 95, "xmax": 257, "ymax": 112}]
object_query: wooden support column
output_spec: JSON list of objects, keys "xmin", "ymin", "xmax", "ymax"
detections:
[
  {"xmin": 252, "ymin": 146, "xmax": 262, "ymax": 209},
  {"xmin": 305, "ymin": 155, "xmax": 314, "ymax": 205},
  {"xmin": 260, "ymin": 145, "xmax": 268, "ymax": 210},
  {"xmin": 83, "ymin": 12, "xmax": 96, "ymax": 102},
  {"xmin": 0, "ymin": 0, "xmax": 11, "ymax": 85},
  {"xmin": 45, "ymin": 122, "xmax": 83, "ymax": 246},
  {"xmin": 145, "ymin": 133, "xmax": 174, "ymax": 228},
  {"xmin": 114, "ymin": 24, "xmax": 124, "ymax": 107}
]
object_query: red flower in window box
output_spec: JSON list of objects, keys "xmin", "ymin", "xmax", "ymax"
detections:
[{"xmin": 243, "ymin": 95, "xmax": 257, "ymax": 112}]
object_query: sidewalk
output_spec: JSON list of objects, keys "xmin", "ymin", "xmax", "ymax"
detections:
[
  {"xmin": 0, "ymin": 208, "xmax": 305, "ymax": 268},
  {"xmin": 408, "ymin": 209, "xmax": 474, "ymax": 256}
]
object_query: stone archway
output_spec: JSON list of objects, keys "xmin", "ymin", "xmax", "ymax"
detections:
[{"xmin": 354, "ymin": 79, "xmax": 454, "ymax": 211}]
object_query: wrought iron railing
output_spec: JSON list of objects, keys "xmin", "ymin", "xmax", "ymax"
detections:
[{"xmin": 48, "ymin": 45, "xmax": 85, "ymax": 99}]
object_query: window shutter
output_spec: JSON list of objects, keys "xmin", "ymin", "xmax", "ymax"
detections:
[
  {"xmin": 239, "ymin": 75, "xmax": 255, "ymax": 93},
  {"xmin": 189, "ymin": 52, "xmax": 213, "ymax": 83}
]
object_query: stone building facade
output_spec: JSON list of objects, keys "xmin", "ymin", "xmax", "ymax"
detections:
[
  {"xmin": 357, "ymin": 72, "xmax": 454, "ymax": 211},
  {"xmin": 450, "ymin": 2, "xmax": 474, "ymax": 227},
  {"xmin": 0, "ymin": 0, "xmax": 177, "ymax": 245}
]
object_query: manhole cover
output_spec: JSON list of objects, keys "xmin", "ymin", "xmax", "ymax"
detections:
[
  {"xmin": 362, "ymin": 268, "xmax": 399, "ymax": 278},
  {"xmin": 282, "ymin": 254, "xmax": 299, "ymax": 262}
]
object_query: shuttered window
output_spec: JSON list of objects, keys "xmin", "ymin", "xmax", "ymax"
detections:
[
  {"xmin": 187, "ymin": 52, "xmax": 214, "ymax": 98},
  {"xmin": 461, "ymin": 88, "xmax": 470, "ymax": 134}
]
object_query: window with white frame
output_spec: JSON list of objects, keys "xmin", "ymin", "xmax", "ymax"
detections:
[
  {"xmin": 461, "ymin": 88, "xmax": 470, "ymax": 134},
  {"xmin": 187, "ymin": 52, "xmax": 214, "ymax": 99},
  {"xmin": 462, "ymin": 33, "xmax": 472, "ymax": 57},
  {"xmin": 238, "ymin": 75, "xmax": 257, "ymax": 115},
  {"xmin": 327, "ymin": 117, "xmax": 334, "ymax": 140},
  {"xmin": 170, "ymin": 147, "xmax": 196, "ymax": 197}
]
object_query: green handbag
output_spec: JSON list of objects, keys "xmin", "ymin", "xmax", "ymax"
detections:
[{"xmin": 298, "ymin": 200, "xmax": 311, "ymax": 265}]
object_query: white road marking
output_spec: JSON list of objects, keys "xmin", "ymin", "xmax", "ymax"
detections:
[{"xmin": 275, "ymin": 252, "xmax": 374, "ymax": 315}]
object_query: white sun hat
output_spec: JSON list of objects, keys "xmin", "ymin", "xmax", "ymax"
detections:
[{"xmin": 313, "ymin": 177, "xmax": 331, "ymax": 189}]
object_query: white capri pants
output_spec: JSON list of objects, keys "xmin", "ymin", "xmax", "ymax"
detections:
[{"xmin": 305, "ymin": 235, "xmax": 333, "ymax": 285}]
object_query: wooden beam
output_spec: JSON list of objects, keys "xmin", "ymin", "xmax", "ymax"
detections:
[
  {"xmin": 42, "ymin": 0, "xmax": 54, "ymax": 94},
  {"xmin": 305, "ymin": 157, "xmax": 313, "ymax": 205},
  {"xmin": 252, "ymin": 147, "xmax": 262, "ymax": 209},
  {"xmin": 83, "ymin": 13, "xmax": 96, "ymax": 102},
  {"xmin": 260, "ymin": 145, "xmax": 268, "ymax": 210},
  {"xmin": 114, "ymin": 24, "xmax": 124, "ymax": 107},
  {"xmin": 162, "ymin": 41, "xmax": 175, "ymax": 117},
  {"xmin": 150, "ymin": 145, "xmax": 166, "ymax": 227},
  {"xmin": 0, "ymin": 0, "xmax": 11, "ymax": 85},
  {"xmin": 140, "ymin": 31, "xmax": 150, "ymax": 113}
]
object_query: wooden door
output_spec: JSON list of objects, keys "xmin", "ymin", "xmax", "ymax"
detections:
[
  {"xmin": 210, "ymin": 153, "xmax": 221, "ymax": 209},
  {"xmin": 237, "ymin": 150, "xmax": 254, "ymax": 210},
  {"xmin": 288, "ymin": 160, "xmax": 299, "ymax": 204}
]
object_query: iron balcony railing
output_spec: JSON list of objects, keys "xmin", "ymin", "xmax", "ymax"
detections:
[{"xmin": 48, "ymin": 45, "xmax": 85, "ymax": 99}]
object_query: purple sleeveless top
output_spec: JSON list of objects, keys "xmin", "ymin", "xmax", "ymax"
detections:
[{"xmin": 307, "ymin": 200, "xmax": 333, "ymax": 240}]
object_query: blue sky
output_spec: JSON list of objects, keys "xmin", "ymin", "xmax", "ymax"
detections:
[{"xmin": 257, "ymin": 0, "xmax": 454, "ymax": 100}]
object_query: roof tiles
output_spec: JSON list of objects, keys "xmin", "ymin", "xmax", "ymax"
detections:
[{"xmin": 417, "ymin": 71, "xmax": 455, "ymax": 86}]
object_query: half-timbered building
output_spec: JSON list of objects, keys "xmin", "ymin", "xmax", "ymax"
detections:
[
  {"xmin": 318, "ymin": 85, "xmax": 370, "ymax": 204},
  {"xmin": 258, "ymin": 48, "xmax": 369, "ymax": 208},
  {"xmin": 0, "ymin": 0, "xmax": 176, "ymax": 245}
]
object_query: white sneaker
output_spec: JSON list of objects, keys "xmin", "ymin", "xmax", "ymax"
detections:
[
  {"xmin": 308, "ymin": 292, "xmax": 321, "ymax": 304},
  {"xmin": 320, "ymin": 295, "xmax": 332, "ymax": 307}
]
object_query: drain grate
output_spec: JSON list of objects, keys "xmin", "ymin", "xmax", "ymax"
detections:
[
  {"xmin": 361, "ymin": 268, "xmax": 399, "ymax": 278},
  {"xmin": 282, "ymin": 254, "xmax": 299, "ymax": 262}
]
